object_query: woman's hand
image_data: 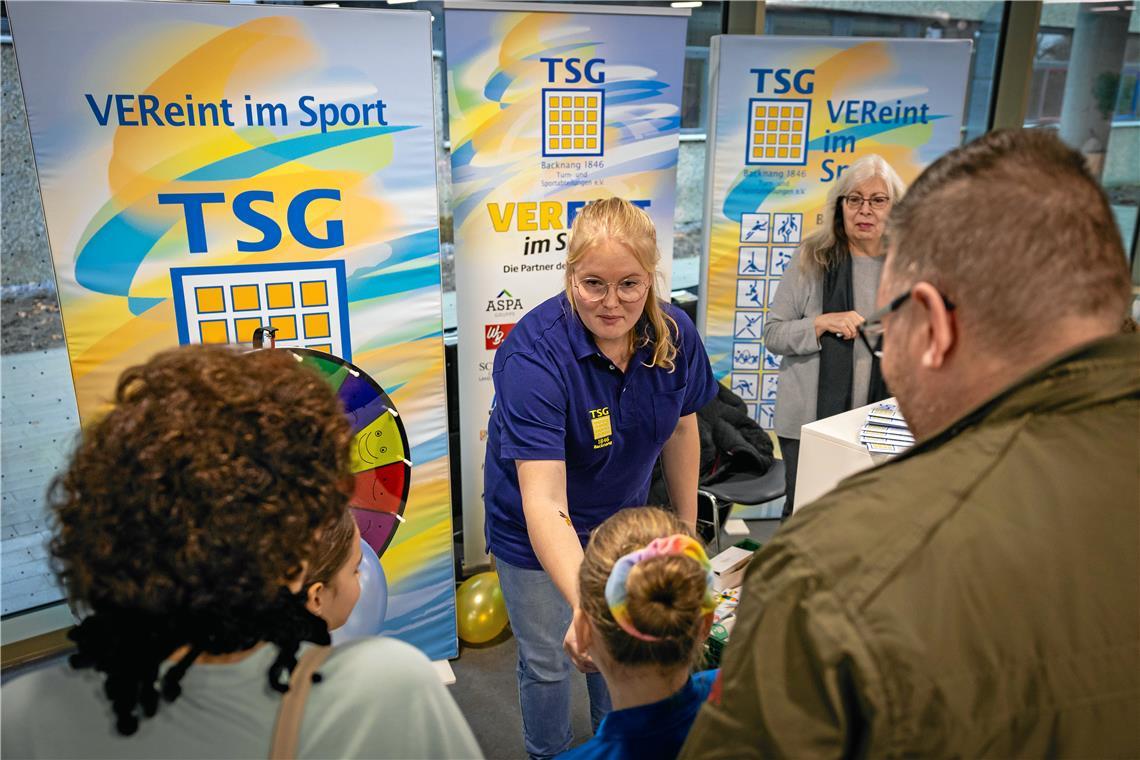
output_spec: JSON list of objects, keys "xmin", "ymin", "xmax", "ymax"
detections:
[
  {"xmin": 563, "ymin": 615, "xmax": 599, "ymax": 673},
  {"xmin": 814, "ymin": 311, "xmax": 865, "ymax": 340}
]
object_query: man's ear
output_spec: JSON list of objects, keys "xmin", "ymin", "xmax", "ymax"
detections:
[
  {"xmin": 304, "ymin": 582, "xmax": 324, "ymax": 616},
  {"xmin": 573, "ymin": 606, "xmax": 593, "ymax": 652},
  {"xmin": 911, "ymin": 281, "xmax": 955, "ymax": 370}
]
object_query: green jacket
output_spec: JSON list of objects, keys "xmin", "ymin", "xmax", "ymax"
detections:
[{"xmin": 681, "ymin": 333, "xmax": 1140, "ymax": 758}]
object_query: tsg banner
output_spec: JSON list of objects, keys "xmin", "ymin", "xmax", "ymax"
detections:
[
  {"xmin": 10, "ymin": 1, "xmax": 458, "ymax": 659},
  {"xmin": 445, "ymin": 1, "xmax": 689, "ymax": 568},
  {"xmin": 699, "ymin": 36, "xmax": 971, "ymax": 428}
]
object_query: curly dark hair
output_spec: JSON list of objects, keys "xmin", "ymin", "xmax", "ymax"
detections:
[{"xmin": 49, "ymin": 345, "xmax": 354, "ymax": 735}]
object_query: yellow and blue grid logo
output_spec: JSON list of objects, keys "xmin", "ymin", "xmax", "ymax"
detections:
[
  {"xmin": 170, "ymin": 261, "xmax": 351, "ymax": 359},
  {"xmin": 542, "ymin": 88, "xmax": 604, "ymax": 157},
  {"xmin": 745, "ymin": 98, "xmax": 810, "ymax": 166}
]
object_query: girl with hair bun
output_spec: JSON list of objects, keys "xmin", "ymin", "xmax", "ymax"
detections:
[{"xmin": 560, "ymin": 507, "xmax": 718, "ymax": 760}]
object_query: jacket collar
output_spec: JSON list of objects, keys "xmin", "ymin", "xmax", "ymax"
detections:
[{"xmin": 901, "ymin": 332, "xmax": 1140, "ymax": 461}]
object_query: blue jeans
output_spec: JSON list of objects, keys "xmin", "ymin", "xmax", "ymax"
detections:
[{"xmin": 496, "ymin": 556, "xmax": 612, "ymax": 759}]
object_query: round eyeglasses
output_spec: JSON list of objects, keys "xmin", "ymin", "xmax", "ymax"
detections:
[
  {"xmin": 574, "ymin": 277, "xmax": 649, "ymax": 303},
  {"xmin": 842, "ymin": 194, "xmax": 891, "ymax": 211}
]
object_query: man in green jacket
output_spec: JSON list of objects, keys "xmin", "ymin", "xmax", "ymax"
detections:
[{"xmin": 681, "ymin": 129, "xmax": 1138, "ymax": 758}]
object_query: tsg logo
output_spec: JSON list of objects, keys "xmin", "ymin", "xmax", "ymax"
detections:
[
  {"xmin": 486, "ymin": 289, "xmax": 523, "ymax": 313},
  {"xmin": 745, "ymin": 67, "xmax": 815, "ymax": 168},
  {"xmin": 485, "ymin": 323, "xmax": 515, "ymax": 350},
  {"xmin": 541, "ymin": 56, "xmax": 606, "ymax": 158}
]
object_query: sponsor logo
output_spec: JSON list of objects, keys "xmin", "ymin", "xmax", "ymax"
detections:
[
  {"xmin": 588, "ymin": 406, "xmax": 612, "ymax": 449},
  {"xmin": 486, "ymin": 289, "xmax": 524, "ymax": 313},
  {"xmin": 485, "ymin": 323, "xmax": 515, "ymax": 350},
  {"xmin": 542, "ymin": 88, "xmax": 604, "ymax": 158},
  {"xmin": 745, "ymin": 98, "xmax": 810, "ymax": 167}
]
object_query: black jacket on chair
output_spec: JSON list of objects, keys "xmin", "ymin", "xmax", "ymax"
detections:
[{"xmin": 648, "ymin": 383, "xmax": 775, "ymax": 509}]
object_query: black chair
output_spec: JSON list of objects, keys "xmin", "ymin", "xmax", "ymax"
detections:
[{"xmin": 696, "ymin": 460, "xmax": 786, "ymax": 553}]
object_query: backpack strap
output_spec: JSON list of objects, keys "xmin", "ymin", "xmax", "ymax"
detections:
[{"xmin": 269, "ymin": 645, "xmax": 333, "ymax": 760}]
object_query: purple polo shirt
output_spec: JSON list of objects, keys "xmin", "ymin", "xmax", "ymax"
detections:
[{"xmin": 483, "ymin": 292, "xmax": 717, "ymax": 569}]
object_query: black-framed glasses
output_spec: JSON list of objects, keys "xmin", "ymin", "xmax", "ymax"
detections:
[
  {"xmin": 857, "ymin": 289, "xmax": 956, "ymax": 358},
  {"xmin": 841, "ymin": 194, "xmax": 890, "ymax": 211},
  {"xmin": 573, "ymin": 276, "xmax": 649, "ymax": 303}
]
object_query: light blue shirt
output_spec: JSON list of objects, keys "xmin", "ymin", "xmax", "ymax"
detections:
[{"xmin": 2, "ymin": 637, "xmax": 483, "ymax": 759}]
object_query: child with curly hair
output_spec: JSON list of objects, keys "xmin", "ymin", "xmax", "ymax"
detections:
[
  {"xmin": 1, "ymin": 346, "xmax": 480, "ymax": 759},
  {"xmin": 560, "ymin": 507, "xmax": 719, "ymax": 760}
]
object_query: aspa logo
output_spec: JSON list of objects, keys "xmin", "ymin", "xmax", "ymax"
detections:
[
  {"xmin": 485, "ymin": 323, "xmax": 515, "ymax": 350},
  {"xmin": 486, "ymin": 289, "xmax": 524, "ymax": 313}
]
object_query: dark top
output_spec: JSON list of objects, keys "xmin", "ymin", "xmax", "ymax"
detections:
[
  {"xmin": 561, "ymin": 670, "xmax": 718, "ymax": 760},
  {"xmin": 484, "ymin": 293, "xmax": 717, "ymax": 569}
]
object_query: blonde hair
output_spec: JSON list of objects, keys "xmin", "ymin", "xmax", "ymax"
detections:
[
  {"xmin": 564, "ymin": 198, "xmax": 679, "ymax": 371},
  {"xmin": 798, "ymin": 154, "xmax": 906, "ymax": 280},
  {"xmin": 579, "ymin": 507, "xmax": 709, "ymax": 670}
]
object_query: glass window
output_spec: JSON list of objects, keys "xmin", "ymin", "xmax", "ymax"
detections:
[
  {"xmin": 765, "ymin": 1, "xmax": 1006, "ymax": 144},
  {"xmin": 767, "ymin": 11, "xmax": 833, "ymax": 37},
  {"xmin": 682, "ymin": 47, "xmax": 710, "ymax": 131},
  {"xmin": 1, "ymin": 38, "xmax": 77, "ymax": 621},
  {"xmin": 1028, "ymin": 3, "xmax": 1140, "ymax": 281}
]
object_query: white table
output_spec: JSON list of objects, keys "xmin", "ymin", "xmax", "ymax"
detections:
[{"xmin": 793, "ymin": 399, "xmax": 896, "ymax": 512}]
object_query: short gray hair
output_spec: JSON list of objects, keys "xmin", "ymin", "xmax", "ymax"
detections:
[{"xmin": 887, "ymin": 129, "xmax": 1130, "ymax": 356}]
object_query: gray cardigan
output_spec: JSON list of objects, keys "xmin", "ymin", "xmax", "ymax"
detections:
[{"xmin": 763, "ymin": 253, "xmax": 883, "ymax": 439}]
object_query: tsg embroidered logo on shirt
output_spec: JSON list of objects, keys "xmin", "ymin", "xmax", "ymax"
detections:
[{"xmin": 589, "ymin": 406, "xmax": 612, "ymax": 449}]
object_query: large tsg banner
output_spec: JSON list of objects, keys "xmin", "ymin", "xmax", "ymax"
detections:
[
  {"xmin": 699, "ymin": 36, "xmax": 972, "ymax": 428},
  {"xmin": 445, "ymin": 1, "xmax": 689, "ymax": 568},
  {"xmin": 9, "ymin": 1, "xmax": 458, "ymax": 659}
]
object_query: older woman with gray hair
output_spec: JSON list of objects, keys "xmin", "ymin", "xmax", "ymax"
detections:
[{"xmin": 764, "ymin": 154, "xmax": 906, "ymax": 516}]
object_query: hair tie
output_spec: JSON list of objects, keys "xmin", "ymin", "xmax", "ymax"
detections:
[{"xmin": 604, "ymin": 534, "xmax": 717, "ymax": 642}]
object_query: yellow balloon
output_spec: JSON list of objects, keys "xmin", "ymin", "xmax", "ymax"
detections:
[{"xmin": 456, "ymin": 571, "xmax": 510, "ymax": 644}]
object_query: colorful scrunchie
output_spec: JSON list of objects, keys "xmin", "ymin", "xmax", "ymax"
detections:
[{"xmin": 604, "ymin": 534, "xmax": 717, "ymax": 642}]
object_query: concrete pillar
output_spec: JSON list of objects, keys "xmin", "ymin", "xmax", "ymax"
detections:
[{"xmin": 1058, "ymin": 2, "xmax": 1131, "ymax": 179}]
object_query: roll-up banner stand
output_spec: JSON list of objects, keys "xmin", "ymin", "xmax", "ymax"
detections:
[
  {"xmin": 445, "ymin": 2, "xmax": 690, "ymax": 570},
  {"xmin": 9, "ymin": 1, "xmax": 459, "ymax": 659},
  {"xmin": 699, "ymin": 36, "xmax": 972, "ymax": 427}
]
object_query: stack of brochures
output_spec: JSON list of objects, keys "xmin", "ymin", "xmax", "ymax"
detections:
[
  {"xmin": 708, "ymin": 586, "xmax": 742, "ymax": 664},
  {"xmin": 859, "ymin": 402, "xmax": 915, "ymax": 455}
]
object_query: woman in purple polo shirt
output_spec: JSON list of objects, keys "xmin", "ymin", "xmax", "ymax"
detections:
[{"xmin": 483, "ymin": 198, "xmax": 717, "ymax": 760}]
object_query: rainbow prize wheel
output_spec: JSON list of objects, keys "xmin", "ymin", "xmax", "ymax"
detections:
[{"xmin": 287, "ymin": 349, "xmax": 411, "ymax": 557}]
